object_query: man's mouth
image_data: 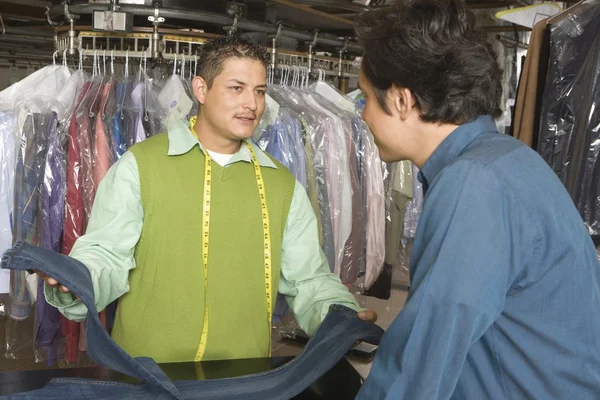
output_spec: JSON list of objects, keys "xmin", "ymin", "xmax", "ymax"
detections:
[{"xmin": 236, "ymin": 115, "xmax": 256, "ymax": 121}]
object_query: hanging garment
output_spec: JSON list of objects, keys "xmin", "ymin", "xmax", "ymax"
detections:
[
  {"xmin": 363, "ymin": 127, "xmax": 386, "ymax": 290},
  {"xmin": 10, "ymin": 112, "xmax": 52, "ymax": 320},
  {"xmin": 537, "ymin": 3, "xmax": 600, "ymax": 236},
  {"xmin": 130, "ymin": 83, "xmax": 147, "ymax": 144},
  {"xmin": 0, "ymin": 111, "xmax": 16, "ymax": 294},
  {"xmin": 339, "ymin": 122, "xmax": 363, "ymax": 285},
  {"xmin": 35, "ymin": 112, "xmax": 64, "ymax": 365},
  {"xmin": 0, "ymin": 65, "xmax": 71, "ymax": 284},
  {"xmin": 403, "ymin": 164, "xmax": 423, "ymax": 240},
  {"xmin": 512, "ymin": 18, "xmax": 551, "ymax": 148},
  {"xmin": 0, "ymin": 241, "xmax": 383, "ymax": 400},
  {"xmin": 78, "ymin": 82, "xmax": 102, "ymax": 229},
  {"xmin": 351, "ymin": 117, "xmax": 367, "ymax": 279},
  {"xmin": 61, "ymin": 82, "xmax": 91, "ymax": 363},
  {"xmin": 112, "ymin": 82, "xmax": 130, "ymax": 159},
  {"xmin": 93, "ymin": 82, "xmax": 114, "ymax": 187},
  {"xmin": 257, "ymin": 110, "xmax": 308, "ymax": 189}
]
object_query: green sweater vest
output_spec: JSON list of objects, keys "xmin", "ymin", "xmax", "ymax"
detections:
[{"xmin": 111, "ymin": 134, "xmax": 296, "ymax": 363}]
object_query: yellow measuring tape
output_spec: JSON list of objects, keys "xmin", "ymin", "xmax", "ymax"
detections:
[{"xmin": 189, "ymin": 117, "xmax": 273, "ymax": 361}]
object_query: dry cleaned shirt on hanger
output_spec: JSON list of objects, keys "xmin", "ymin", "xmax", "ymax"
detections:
[{"xmin": 44, "ymin": 119, "xmax": 360, "ymax": 341}]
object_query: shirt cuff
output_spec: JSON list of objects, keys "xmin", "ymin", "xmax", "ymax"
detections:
[{"xmin": 44, "ymin": 283, "xmax": 81, "ymax": 309}]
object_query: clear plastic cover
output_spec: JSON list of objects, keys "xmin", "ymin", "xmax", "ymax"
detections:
[
  {"xmin": 362, "ymin": 121, "xmax": 386, "ymax": 290},
  {"xmin": 404, "ymin": 164, "xmax": 424, "ymax": 240},
  {"xmin": 0, "ymin": 110, "xmax": 16, "ymax": 295},
  {"xmin": 256, "ymin": 108, "xmax": 308, "ymax": 190},
  {"xmin": 536, "ymin": 1, "xmax": 600, "ymax": 237},
  {"xmin": 141, "ymin": 77, "xmax": 167, "ymax": 138},
  {"xmin": 8, "ymin": 104, "xmax": 52, "ymax": 362}
]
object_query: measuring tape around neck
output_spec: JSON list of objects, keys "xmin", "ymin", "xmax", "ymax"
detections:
[{"xmin": 190, "ymin": 117, "xmax": 273, "ymax": 361}]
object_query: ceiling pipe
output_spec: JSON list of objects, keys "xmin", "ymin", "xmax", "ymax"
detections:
[{"xmin": 47, "ymin": 3, "xmax": 363, "ymax": 53}]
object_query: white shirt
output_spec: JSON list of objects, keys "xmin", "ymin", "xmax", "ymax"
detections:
[{"xmin": 207, "ymin": 150, "xmax": 234, "ymax": 167}]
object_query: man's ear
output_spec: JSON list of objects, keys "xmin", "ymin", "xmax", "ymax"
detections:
[
  {"xmin": 193, "ymin": 76, "xmax": 208, "ymax": 105},
  {"xmin": 390, "ymin": 85, "xmax": 416, "ymax": 120}
]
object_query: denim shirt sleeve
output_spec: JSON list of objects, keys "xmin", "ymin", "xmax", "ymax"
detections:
[
  {"xmin": 44, "ymin": 151, "xmax": 142, "ymax": 321},
  {"xmin": 360, "ymin": 161, "xmax": 536, "ymax": 398},
  {"xmin": 279, "ymin": 180, "xmax": 361, "ymax": 336}
]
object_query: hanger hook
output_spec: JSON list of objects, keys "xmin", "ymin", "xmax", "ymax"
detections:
[
  {"xmin": 138, "ymin": 50, "xmax": 143, "ymax": 81},
  {"xmin": 181, "ymin": 53, "xmax": 186, "ymax": 77},
  {"xmin": 125, "ymin": 49, "xmax": 130, "ymax": 77},
  {"xmin": 224, "ymin": 12, "xmax": 240, "ymax": 36},
  {"xmin": 111, "ymin": 49, "xmax": 115, "ymax": 75},
  {"xmin": 53, "ymin": 50, "xmax": 59, "ymax": 66},
  {"xmin": 173, "ymin": 52, "xmax": 178, "ymax": 76},
  {"xmin": 62, "ymin": 49, "xmax": 68, "ymax": 67}
]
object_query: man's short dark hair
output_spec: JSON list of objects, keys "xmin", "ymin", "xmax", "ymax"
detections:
[
  {"xmin": 197, "ymin": 35, "xmax": 269, "ymax": 88},
  {"xmin": 355, "ymin": 0, "xmax": 503, "ymax": 125}
]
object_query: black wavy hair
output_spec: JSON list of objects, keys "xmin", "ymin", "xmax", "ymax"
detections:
[{"xmin": 355, "ymin": 0, "xmax": 503, "ymax": 124}]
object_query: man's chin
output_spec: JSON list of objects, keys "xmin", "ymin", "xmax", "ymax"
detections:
[{"xmin": 232, "ymin": 130, "xmax": 255, "ymax": 141}]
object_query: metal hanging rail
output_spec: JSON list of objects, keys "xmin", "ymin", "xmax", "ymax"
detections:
[
  {"xmin": 46, "ymin": 3, "xmax": 363, "ymax": 53},
  {"xmin": 53, "ymin": 30, "xmax": 360, "ymax": 78}
]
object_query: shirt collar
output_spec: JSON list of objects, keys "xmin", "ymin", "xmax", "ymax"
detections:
[
  {"xmin": 420, "ymin": 115, "xmax": 498, "ymax": 189},
  {"xmin": 166, "ymin": 119, "xmax": 277, "ymax": 169}
]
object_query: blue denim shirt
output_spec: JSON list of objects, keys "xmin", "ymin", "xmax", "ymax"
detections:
[{"xmin": 358, "ymin": 116, "xmax": 600, "ymax": 399}]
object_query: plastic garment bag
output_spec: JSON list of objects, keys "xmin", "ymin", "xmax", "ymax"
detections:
[
  {"xmin": 158, "ymin": 55, "xmax": 193, "ymax": 130},
  {"xmin": 536, "ymin": 0, "xmax": 600, "ymax": 236},
  {"xmin": 361, "ymin": 121, "xmax": 386, "ymax": 290}
]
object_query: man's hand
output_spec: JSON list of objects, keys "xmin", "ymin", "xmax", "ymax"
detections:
[
  {"xmin": 36, "ymin": 270, "xmax": 72, "ymax": 294},
  {"xmin": 357, "ymin": 310, "xmax": 378, "ymax": 323}
]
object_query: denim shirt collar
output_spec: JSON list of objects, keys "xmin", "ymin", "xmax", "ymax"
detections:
[{"xmin": 419, "ymin": 115, "xmax": 498, "ymax": 191}]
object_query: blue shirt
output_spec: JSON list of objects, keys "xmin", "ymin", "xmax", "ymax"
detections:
[
  {"xmin": 257, "ymin": 109, "xmax": 308, "ymax": 189},
  {"xmin": 358, "ymin": 116, "xmax": 600, "ymax": 399}
]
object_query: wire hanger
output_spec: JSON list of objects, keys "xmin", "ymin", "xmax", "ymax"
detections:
[
  {"xmin": 181, "ymin": 53, "xmax": 186, "ymax": 78},
  {"xmin": 143, "ymin": 51, "xmax": 149, "ymax": 123},
  {"xmin": 172, "ymin": 52, "xmax": 178, "ymax": 76},
  {"xmin": 279, "ymin": 64, "xmax": 285, "ymax": 85},
  {"xmin": 91, "ymin": 49, "xmax": 96, "ymax": 77},
  {"xmin": 90, "ymin": 50, "xmax": 103, "ymax": 118},
  {"xmin": 53, "ymin": 50, "xmax": 59, "ymax": 66},
  {"xmin": 111, "ymin": 49, "xmax": 115, "ymax": 76},
  {"xmin": 138, "ymin": 49, "xmax": 143, "ymax": 81}
]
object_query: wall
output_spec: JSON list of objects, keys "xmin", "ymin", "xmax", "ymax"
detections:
[{"xmin": 0, "ymin": 66, "xmax": 40, "ymax": 92}]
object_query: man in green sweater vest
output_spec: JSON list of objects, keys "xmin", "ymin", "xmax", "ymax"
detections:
[{"xmin": 39, "ymin": 35, "xmax": 376, "ymax": 363}]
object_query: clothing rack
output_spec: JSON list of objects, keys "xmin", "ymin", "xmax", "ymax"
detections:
[{"xmin": 53, "ymin": 29, "xmax": 360, "ymax": 83}]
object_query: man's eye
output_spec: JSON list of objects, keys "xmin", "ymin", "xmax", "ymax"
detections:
[{"xmin": 231, "ymin": 86, "xmax": 242, "ymax": 91}]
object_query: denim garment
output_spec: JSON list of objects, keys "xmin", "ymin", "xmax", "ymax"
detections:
[
  {"xmin": 358, "ymin": 116, "xmax": 600, "ymax": 399},
  {"xmin": 1, "ymin": 242, "xmax": 383, "ymax": 400}
]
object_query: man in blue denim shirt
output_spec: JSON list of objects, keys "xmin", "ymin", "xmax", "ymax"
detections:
[{"xmin": 355, "ymin": 0, "xmax": 600, "ymax": 399}]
